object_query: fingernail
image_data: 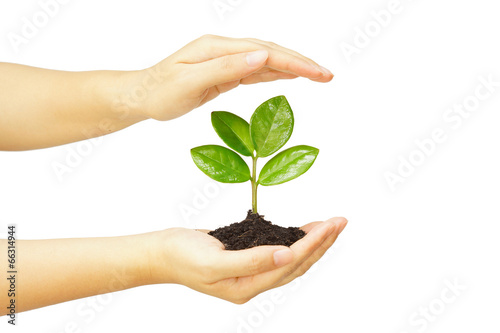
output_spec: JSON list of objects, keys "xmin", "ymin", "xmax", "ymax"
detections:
[
  {"xmin": 319, "ymin": 66, "xmax": 332, "ymax": 76},
  {"xmin": 273, "ymin": 249, "xmax": 293, "ymax": 267},
  {"xmin": 246, "ymin": 50, "xmax": 268, "ymax": 67}
]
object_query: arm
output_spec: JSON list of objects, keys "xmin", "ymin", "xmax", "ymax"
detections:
[
  {"xmin": 0, "ymin": 64, "xmax": 142, "ymax": 151},
  {"xmin": 0, "ymin": 234, "xmax": 149, "ymax": 314},
  {"xmin": 0, "ymin": 35, "xmax": 333, "ymax": 151},
  {"xmin": 0, "ymin": 217, "xmax": 346, "ymax": 314}
]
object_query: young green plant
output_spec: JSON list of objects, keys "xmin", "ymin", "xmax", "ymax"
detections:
[{"xmin": 190, "ymin": 95, "xmax": 318, "ymax": 214}]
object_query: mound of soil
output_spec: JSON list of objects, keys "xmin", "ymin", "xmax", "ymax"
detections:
[{"xmin": 208, "ymin": 210, "xmax": 306, "ymax": 250}]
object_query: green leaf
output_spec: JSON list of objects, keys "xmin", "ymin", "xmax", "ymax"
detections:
[
  {"xmin": 191, "ymin": 145, "xmax": 251, "ymax": 183},
  {"xmin": 258, "ymin": 145, "xmax": 319, "ymax": 186},
  {"xmin": 250, "ymin": 95, "xmax": 294, "ymax": 157},
  {"xmin": 211, "ymin": 111, "xmax": 254, "ymax": 156}
]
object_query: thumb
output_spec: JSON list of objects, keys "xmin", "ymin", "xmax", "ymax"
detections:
[
  {"xmin": 194, "ymin": 50, "xmax": 268, "ymax": 88},
  {"xmin": 212, "ymin": 245, "xmax": 293, "ymax": 280}
]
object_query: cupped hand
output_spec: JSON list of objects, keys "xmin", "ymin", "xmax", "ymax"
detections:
[
  {"xmin": 146, "ymin": 216, "xmax": 347, "ymax": 304},
  {"xmin": 122, "ymin": 35, "xmax": 333, "ymax": 121}
]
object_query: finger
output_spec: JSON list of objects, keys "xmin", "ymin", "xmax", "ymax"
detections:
[
  {"xmin": 257, "ymin": 49, "xmax": 326, "ymax": 81},
  {"xmin": 240, "ymin": 38, "xmax": 330, "ymax": 80},
  {"xmin": 237, "ymin": 220, "xmax": 338, "ymax": 294},
  {"xmin": 210, "ymin": 245, "xmax": 294, "ymax": 281},
  {"xmin": 206, "ymin": 71, "xmax": 297, "ymax": 98},
  {"xmin": 177, "ymin": 35, "xmax": 329, "ymax": 81},
  {"xmin": 240, "ymin": 70, "xmax": 298, "ymax": 85},
  {"xmin": 192, "ymin": 50, "xmax": 269, "ymax": 89},
  {"xmin": 173, "ymin": 35, "xmax": 265, "ymax": 63},
  {"xmin": 273, "ymin": 218, "xmax": 347, "ymax": 288},
  {"xmin": 197, "ymin": 82, "xmax": 244, "ymax": 107},
  {"xmin": 246, "ymin": 38, "xmax": 318, "ymax": 65},
  {"xmin": 237, "ymin": 37, "xmax": 333, "ymax": 81},
  {"xmin": 245, "ymin": 38, "xmax": 333, "ymax": 80},
  {"xmin": 199, "ymin": 81, "xmax": 242, "ymax": 105},
  {"xmin": 300, "ymin": 221, "xmax": 322, "ymax": 233},
  {"xmin": 202, "ymin": 70, "xmax": 297, "ymax": 104},
  {"xmin": 173, "ymin": 34, "xmax": 247, "ymax": 62},
  {"xmin": 195, "ymin": 229, "xmax": 212, "ymax": 234},
  {"xmin": 198, "ymin": 87, "xmax": 221, "ymax": 107},
  {"xmin": 214, "ymin": 80, "xmax": 241, "ymax": 94}
]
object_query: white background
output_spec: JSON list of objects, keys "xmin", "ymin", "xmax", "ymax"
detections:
[{"xmin": 1, "ymin": 0, "xmax": 500, "ymax": 332}]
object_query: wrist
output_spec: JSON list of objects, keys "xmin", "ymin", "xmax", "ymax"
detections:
[
  {"xmin": 134, "ymin": 230, "xmax": 176, "ymax": 286},
  {"xmin": 115, "ymin": 233, "xmax": 157, "ymax": 288},
  {"xmin": 108, "ymin": 70, "xmax": 151, "ymax": 123},
  {"xmin": 77, "ymin": 69, "xmax": 150, "ymax": 139},
  {"xmin": 114, "ymin": 62, "xmax": 173, "ymax": 122}
]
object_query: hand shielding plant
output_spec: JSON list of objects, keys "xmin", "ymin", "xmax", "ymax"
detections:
[{"xmin": 191, "ymin": 95, "xmax": 319, "ymax": 214}]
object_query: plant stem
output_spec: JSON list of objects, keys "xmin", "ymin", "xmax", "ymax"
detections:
[{"xmin": 251, "ymin": 155, "xmax": 258, "ymax": 214}]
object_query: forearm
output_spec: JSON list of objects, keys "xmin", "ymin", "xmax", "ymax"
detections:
[
  {"xmin": 0, "ymin": 63, "xmax": 147, "ymax": 151},
  {"xmin": 0, "ymin": 234, "xmax": 152, "ymax": 315}
]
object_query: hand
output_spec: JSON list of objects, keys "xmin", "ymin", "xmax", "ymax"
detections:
[
  {"xmin": 0, "ymin": 35, "xmax": 333, "ymax": 150},
  {"xmin": 122, "ymin": 35, "xmax": 334, "ymax": 121},
  {"xmin": 145, "ymin": 217, "xmax": 347, "ymax": 304}
]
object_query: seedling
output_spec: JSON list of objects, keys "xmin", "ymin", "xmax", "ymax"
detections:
[{"xmin": 191, "ymin": 95, "xmax": 319, "ymax": 214}]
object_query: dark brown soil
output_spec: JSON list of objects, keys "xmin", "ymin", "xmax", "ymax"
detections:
[{"xmin": 208, "ymin": 210, "xmax": 306, "ymax": 250}]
